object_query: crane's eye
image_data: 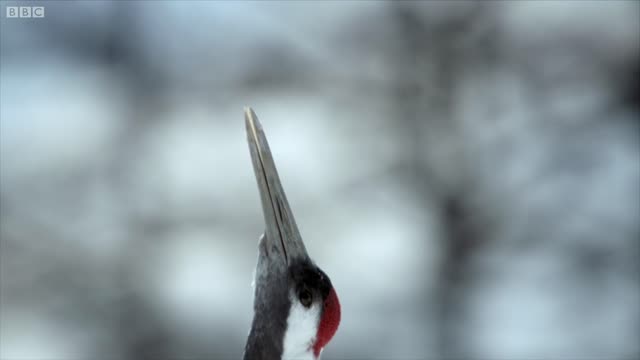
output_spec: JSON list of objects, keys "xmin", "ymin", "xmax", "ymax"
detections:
[{"xmin": 299, "ymin": 288, "xmax": 313, "ymax": 308}]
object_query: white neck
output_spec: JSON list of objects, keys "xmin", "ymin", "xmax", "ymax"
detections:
[{"xmin": 281, "ymin": 296, "xmax": 321, "ymax": 360}]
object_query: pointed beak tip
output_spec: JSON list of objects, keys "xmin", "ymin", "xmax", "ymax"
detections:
[
  {"xmin": 244, "ymin": 106, "xmax": 257, "ymax": 120},
  {"xmin": 244, "ymin": 107, "xmax": 251, "ymax": 123},
  {"xmin": 244, "ymin": 107, "xmax": 263, "ymax": 135}
]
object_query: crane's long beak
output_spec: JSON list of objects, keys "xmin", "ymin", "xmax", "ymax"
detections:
[{"xmin": 245, "ymin": 107, "xmax": 309, "ymax": 265}]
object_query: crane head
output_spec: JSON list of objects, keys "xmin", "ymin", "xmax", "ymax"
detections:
[{"xmin": 243, "ymin": 108, "xmax": 341, "ymax": 360}]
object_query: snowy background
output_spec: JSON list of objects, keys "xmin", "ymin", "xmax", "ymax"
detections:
[{"xmin": 1, "ymin": 1, "xmax": 638, "ymax": 359}]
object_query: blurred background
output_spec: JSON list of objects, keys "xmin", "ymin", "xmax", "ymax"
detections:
[{"xmin": 1, "ymin": 1, "xmax": 639, "ymax": 359}]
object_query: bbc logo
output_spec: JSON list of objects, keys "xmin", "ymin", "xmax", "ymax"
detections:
[{"xmin": 6, "ymin": 6, "xmax": 45, "ymax": 18}]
